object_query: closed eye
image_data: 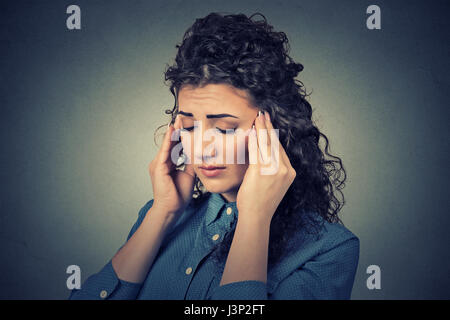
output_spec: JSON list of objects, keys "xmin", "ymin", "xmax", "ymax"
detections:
[
  {"xmin": 216, "ymin": 127, "xmax": 237, "ymax": 134},
  {"xmin": 182, "ymin": 126, "xmax": 237, "ymax": 134}
]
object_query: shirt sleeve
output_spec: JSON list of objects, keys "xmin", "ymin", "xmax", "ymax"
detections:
[
  {"xmin": 68, "ymin": 199, "xmax": 154, "ymax": 300},
  {"xmin": 207, "ymin": 234, "xmax": 359, "ymax": 300}
]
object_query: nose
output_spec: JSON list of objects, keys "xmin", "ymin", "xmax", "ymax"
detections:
[
  {"xmin": 193, "ymin": 120, "xmax": 221, "ymax": 165},
  {"xmin": 201, "ymin": 143, "xmax": 218, "ymax": 164}
]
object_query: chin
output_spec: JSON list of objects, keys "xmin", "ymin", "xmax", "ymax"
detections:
[
  {"xmin": 197, "ymin": 177, "xmax": 235, "ymax": 194},
  {"xmin": 200, "ymin": 180, "xmax": 229, "ymax": 194}
]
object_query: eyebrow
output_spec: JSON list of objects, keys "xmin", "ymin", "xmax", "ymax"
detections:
[{"xmin": 178, "ymin": 110, "xmax": 239, "ymax": 119}]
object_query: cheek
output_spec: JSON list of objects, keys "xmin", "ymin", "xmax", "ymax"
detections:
[
  {"xmin": 227, "ymin": 135, "xmax": 249, "ymax": 179},
  {"xmin": 180, "ymin": 132, "xmax": 194, "ymax": 160},
  {"xmin": 230, "ymin": 134, "xmax": 249, "ymax": 161}
]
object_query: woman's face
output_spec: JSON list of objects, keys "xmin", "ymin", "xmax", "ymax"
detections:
[{"xmin": 177, "ymin": 83, "xmax": 259, "ymax": 202}]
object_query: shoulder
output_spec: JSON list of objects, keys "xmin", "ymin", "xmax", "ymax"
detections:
[
  {"xmin": 270, "ymin": 216, "xmax": 359, "ymax": 277},
  {"xmin": 319, "ymin": 220, "xmax": 359, "ymax": 251},
  {"xmin": 296, "ymin": 216, "xmax": 360, "ymax": 260},
  {"xmin": 314, "ymin": 220, "xmax": 360, "ymax": 269},
  {"xmin": 289, "ymin": 211, "xmax": 359, "ymax": 252}
]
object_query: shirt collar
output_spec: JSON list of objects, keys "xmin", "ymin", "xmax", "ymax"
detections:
[{"xmin": 204, "ymin": 192, "xmax": 238, "ymax": 226}]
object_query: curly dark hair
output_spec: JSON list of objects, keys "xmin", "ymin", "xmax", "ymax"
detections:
[{"xmin": 156, "ymin": 12, "xmax": 347, "ymax": 270}]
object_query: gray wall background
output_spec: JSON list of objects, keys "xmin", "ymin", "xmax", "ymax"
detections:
[{"xmin": 1, "ymin": 0, "xmax": 449, "ymax": 299}]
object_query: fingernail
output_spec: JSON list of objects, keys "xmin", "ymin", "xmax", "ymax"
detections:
[
  {"xmin": 258, "ymin": 111, "xmax": 264, "ymax": 123},
  {"xmin": 265, "ymin": 111, "xmax": 270, "ymax": 121}
]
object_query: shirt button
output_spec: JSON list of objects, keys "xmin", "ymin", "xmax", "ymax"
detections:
[
  {"xmin": 212, "ymin": 234, "xmax": 220, "ymax": 241},
  {"xmin": 185, "ymin": 267, "xmax": 193, "ymax": 275},
  {"xmin": 226, "ymin": 207, "xmax": 233, "ymax": 215},
  {"xmin": 99, "ymin": 290, "xmax": 108, "ymax": 299}
]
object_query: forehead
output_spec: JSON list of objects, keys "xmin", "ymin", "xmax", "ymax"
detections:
[{"xmin": 178, "ymin": 84, "xmax": 257, "ymax": 116}]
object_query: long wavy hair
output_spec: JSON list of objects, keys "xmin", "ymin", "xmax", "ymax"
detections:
[{"xmin": 155, "ymin": 12, "xmax": 347, "ymax": 270}]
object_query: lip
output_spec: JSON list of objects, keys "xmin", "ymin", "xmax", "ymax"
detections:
[{"xmin": 199, "ymin": 165, "xmax": 226, "ymax": 177}]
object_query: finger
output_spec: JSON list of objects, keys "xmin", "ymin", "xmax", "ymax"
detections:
[
  {"xmin": 259, "ymin": 111, "xmax": 286, "ymax": 176},
  {"xmin": 254, "ymin": 110, "xmax": 270, "ymax": 165},
  {"xmin": 262, "ymin": 110, "xmax": 283, "ymax": 163},
  {"xmin": 158, "ymin": 121, "xmax": 173, "ymax": 160},
  {"xmin": 174, "ymin": 114, "xmax": 194, "ymax": 168},
  {"xmin": 158, "ymin": 116, "xmax": 180, "ymax": 165},
  {"xmin": 175, "ymin": 112, "xmax": 195, "ymax": 177},
  {"xmin": 173, "ymin": 113, "xmax": 183, "ymax": 130},
  {"xmin": 277, "ymin": 130, "xmax": 291, "ymax": 167},
  {"xmin": 277, "ymin": 136, "xmax": 293, "ymax": 173},
  {"xmin": 248, "ymin": 125, "xmax": 259, "ymax": 166}
]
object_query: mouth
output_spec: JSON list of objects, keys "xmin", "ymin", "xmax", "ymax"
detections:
[{"xmin": 198, "ymin": 165, "xmax": 226, "ymax": 177}]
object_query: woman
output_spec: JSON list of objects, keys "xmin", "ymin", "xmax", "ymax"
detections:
[{"xmin": 69, "ymin": 12, "xmax": 359, "ymax": 300}]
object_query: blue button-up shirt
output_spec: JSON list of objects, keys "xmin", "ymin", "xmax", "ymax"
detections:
[{"xmin": 69, "ymin": 192, "xmax": 359, "ymax": 300}]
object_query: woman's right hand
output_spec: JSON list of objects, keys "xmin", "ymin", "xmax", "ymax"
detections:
[{"xmin": 148, "ymin": 115, "xmax": 196, "ymax": 225}]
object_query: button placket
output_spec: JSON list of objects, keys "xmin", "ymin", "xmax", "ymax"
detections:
[
  {"xmin": 212, "ymin": 233, "xmax": 220, "ymax": 241},
  {"xmin": 99, "ymin": 289, "xmax": 108, "ymax": 299}
]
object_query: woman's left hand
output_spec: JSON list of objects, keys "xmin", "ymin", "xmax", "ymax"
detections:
[{"xmin": 236, "ymin": 111, "xmax": 297, "ymax": 224}]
